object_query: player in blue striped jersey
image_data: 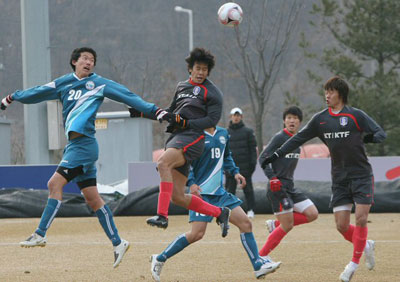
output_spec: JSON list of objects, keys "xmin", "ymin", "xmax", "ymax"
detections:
[
  {"xmin": 0, "ymin": 47, "xmax": 170, "ymax": 268},
  {"xmin": 150, "ymin": 126, "xmax": 281, "ymax": 281}
]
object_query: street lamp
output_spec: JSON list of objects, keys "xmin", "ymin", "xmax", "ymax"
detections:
[{"xmin": 174, "ymin": 6, "xmax": 193, "ymax": 53}]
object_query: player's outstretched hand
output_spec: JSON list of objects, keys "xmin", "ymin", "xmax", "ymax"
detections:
[
  {"xmin": 269, "ymin": 177, "xmax": 282, "ymax": 192},
  {"xmin": 235, "ymin": 173, "xmax": 246, "ymax": 188},
  {"xmin": 1, "ymin": 95, "xmax": 13, "ymax": 110},
  {"xmin": 128, "ymin": 107, "xmax": 143, "ymax": 118},
  {"xmin": 260, "ymin": 151, "xmax": 280, "ymax": 169},
  {"xmin": 155, "ymin": 108, "xmax": 172, "ymax": 123},
  {"xmin": 189, "ymin": 184, "xmax": 202, "ymax": 197},
  {"xmin": 171, "ymin": 114, "xmax": 188, "ymax": 129},
  {"xmin": 363, "ymin": 134, "xmax": 374, "ymax": 143}
]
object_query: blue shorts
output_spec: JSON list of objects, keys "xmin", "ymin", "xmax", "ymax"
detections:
[
  {"xmin": 59, "ymin": 136, "xmax": 98, "ymax": 183},
  {"xmin": 189, "ymin": 192, "xmax": 242, "ymax": 223}
]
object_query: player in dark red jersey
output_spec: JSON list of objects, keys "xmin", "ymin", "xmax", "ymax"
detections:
[
  {"xmin": 260, "ymin": 76, "xmax": 386, "ymax": 282},
  {"xmin": 258, "ymin": 106, "xmax": 318, "ymax": 261},
  {"xmin": 130, "ymin": 48, "xmax": 230, "ymax": 237}
]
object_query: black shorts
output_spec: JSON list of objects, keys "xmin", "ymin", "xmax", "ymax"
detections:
[
  {"xmin": 267, "ymin": 179, "xmax": 309, "ymax": 214},
  {"xmin": 330, "ymin": 175, "xmax": 374, "ymax": 208},
  {"xmin": 165, "ymin": 129, "xmax": 205, "ymax": 177}
]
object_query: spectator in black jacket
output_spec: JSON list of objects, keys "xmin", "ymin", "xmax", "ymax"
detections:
[{"xmin": 225, "ymin": 107, "xmax": 257, "ymax": 218}]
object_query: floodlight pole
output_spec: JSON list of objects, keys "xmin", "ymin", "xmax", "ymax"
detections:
[{"xmin": 174, "ymin": 6, "xmax": 193, "ymax": 53}]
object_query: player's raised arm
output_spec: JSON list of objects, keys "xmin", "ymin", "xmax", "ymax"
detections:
[
  {"xmin": 2, "ymin": 80, "xmax": 60, "ymax": 110},
  {"xmin": 356, "ymin": 109, "xmax": 387, "ymax": 143},
  {"xmin": 259, "ymin": 133, "xmax": 282, "ymax": 178},
  {"xmin": 261, "ymin": 113, "xmax": 320, "ymax": 168},
  {"xmin": 103, "ymin": 79, "xmax": 171, "ymax": 123}
]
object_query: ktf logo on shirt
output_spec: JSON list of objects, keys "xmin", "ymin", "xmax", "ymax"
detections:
[
  {"xmin": 285, "ymin": 153, "xmax": 300, "ymax": 159},
  {"xmin": 324, "ymin": 131, "xmax": 350, "ymax": 139},
  {"xmin": 177, "ymin": 93, "xmax": 198, "ymax": 99}
]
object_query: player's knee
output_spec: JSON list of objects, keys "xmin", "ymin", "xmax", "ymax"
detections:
[
  {"xmin": 281, "ymin": 223, "xmax": 294, "ymax": 233},
  {"xmin": 85, "ymin": 196, "xmax": 104, "ymax": 211},
  {"xmin": 336, "ymin": 223, "xmax": 349, "ymax": 234},
  {"xmin": 355, "ymin": 214, "xmax": 368, "ymax": 227},
  {"xmin": 157, "ymin": 157, "xmax": 172, "ymax": 172},
  {"xmin": 47, "ymin": 178, "xmax": 62, "ymax": 195},
  {"xmin": 306, "ymin": 210, "xmax": 318, "ymax": 222},
  {"xmin": 171, "ymin": 193, "xmax": 185, "ymax": 206},
  {"xmin": 192, "ymin": 230, "xmax": 205, "ymax": 242},
  {"xmin": 239, "ymin": 219, "xmax": 252, "ymax": 233}
]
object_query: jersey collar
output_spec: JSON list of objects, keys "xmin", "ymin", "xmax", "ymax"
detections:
[
  {"xmin": 283, "ymin": 128, "xmax": 294, "ymax": 137},
  {"xmin": 73, "ymin": 72, "xmax": 94, "ymax": 81}
]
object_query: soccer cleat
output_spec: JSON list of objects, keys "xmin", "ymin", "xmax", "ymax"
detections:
[
  {"xmin": 216, "ymin": 207, "xmax": 231, "ymax": 238},
  {"xmin": 146, "ymin": 215, "xmax": 168, "ymax": 229},
  {"xmin": 265, "ymin": 219, "xmax": 276, "ymax": 233},
  {"xmin": 364, "ymin": 240, "xmax": 375, "ymax": 270},
  {"xmin": 150, "ymin": 254, "xmax": 164, "ymax": 282},
  {"xmin": 339, "ymin": 262, "xmax": 358, "ymax": 282},
  {"xmin": 259, "ymin": 255, "xmax": 275, "ymax": 263},
  {"xmin": 247, "ymin": 209, "xmax": 255, "ymax": 219},
  {"xmin": 113, "ymin": 239, "xmax": 130, "ymax": 268},
  {"xmin": 254, "ymin": 259, "xmax": 281, "ymax": 279},
  {"xmin": 20, "ymin": 233, "xmax": 47, "ymax": 248}
]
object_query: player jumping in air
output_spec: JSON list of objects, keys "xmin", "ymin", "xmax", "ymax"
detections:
[
  {"xmin": 260, "ymin": 76, "xmax": 386, "ymax": 282},
  {"xmin": 1, "ymin": 47, "xmax": 171, "ymax": 268},
  {"xmin": 258, "ymin": 106, "xmax": 318, "ymax": 260},
  {"xmin": 130, "ymin": 48, "xmax": 230, "ymax": 237},
  {"xmin": 150, "ymin": 126, "xmax": 281, "ymax": 282}
]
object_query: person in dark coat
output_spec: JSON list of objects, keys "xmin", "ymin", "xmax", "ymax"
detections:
[{"xmin": 225, "ymin": 107, "xmax": 257, "ymax": 218}]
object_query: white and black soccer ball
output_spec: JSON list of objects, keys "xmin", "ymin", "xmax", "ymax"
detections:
[{"xmin": 218, "ymin": 2, "xmax": 243, "ymax": 27}]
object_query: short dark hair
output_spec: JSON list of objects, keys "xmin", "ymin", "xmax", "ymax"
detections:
[
  {"xmin": 185, "ymin": 47, "xmax": 215, "ymax": 75},
  {"xmin": 323, "ymin": 76, "xmax": 349, "ymax": 104},
  {"xmin": 283, "ymin": 106, "xmax": 303, "ymax": 122},
  {"xmin": 69, "ymin": 47, "xmax": 97, "ymax": 71}
]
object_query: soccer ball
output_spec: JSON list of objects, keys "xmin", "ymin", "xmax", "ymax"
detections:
[{"xmin": 218, "ymin": 2, "xmax": 243, "ymax": 27}]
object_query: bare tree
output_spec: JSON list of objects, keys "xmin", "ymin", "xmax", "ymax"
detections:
[{"xmin": 225, "ymin": 0, "xmax": 303, "ymax": 152}]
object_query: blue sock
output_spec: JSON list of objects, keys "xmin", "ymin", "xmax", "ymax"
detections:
[
  {"xmin": 240, "ymin": 232, "xmax": 263, "ymax": 270},
  {"xmin": 35, "ymin": 198, "xmax": 62, "ymax": 237},
  {"xmin": 157, "ymin": 234, "xmax": 190, "ymax": 262},
  {"xmin": 95, "ymin": 205, "xmax": 121, "ymax": 246}
]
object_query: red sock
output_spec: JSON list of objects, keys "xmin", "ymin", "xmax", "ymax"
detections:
[
  {"xmin": 259, "ymin": 226, "xmax": 287, "ymax": 256},
  {"xmin": 188, "ymin": 195, "xmax": 221, "ymax": 217},
  {"xmin": 341, "ymin": 224, "xmax": 355, "ymax": 243},
  {"xmin": 273, "ymin": 212, "xmax": 308, "ymax": 228},
  {"xmin": 157, "ymin": 182, "xmax": 173, "ymax": 218},
  {"xmin": 293, "ymin": 212, "xmax": 309, "ymax": 226},
  {"xmin": 352, "ymin": 226, "xmax": 368, "ymax": 264}
]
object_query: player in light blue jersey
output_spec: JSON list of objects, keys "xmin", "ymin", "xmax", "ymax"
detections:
[
  {"xmin": 0, "ymin": 47, "xmax": 170, "ymax": 268},
  {"xmin": 149, "ymin": 126, "xmax": 281, "ymax": 281}
]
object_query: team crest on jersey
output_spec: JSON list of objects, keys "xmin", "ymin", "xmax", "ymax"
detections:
[
  {"xmin": 339, "ymin": 117, "xmax": 348, "ymax": 127},
  {"xmin": 85, "ymin": 81, "xmax": 95, "ymax": 90},
  {"xmin": 219, "ymin": 136, "xmax": 226, "ymax": 144},
  {"xmin": 193, "ymin": 86, "xmax": 201, "ymax": 95}
]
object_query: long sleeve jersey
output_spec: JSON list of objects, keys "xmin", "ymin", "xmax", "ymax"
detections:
[
  {"xmin": 12, "ymin": 72, "xmax": 157, "ymax": 139},
  {"xmin": 187, "ymin": 126, "xmax": 239, "ymax": 196},
  {"xmin": 259, "ymin": 128, "xmax": 300, "ymax": 182},
  {"xmin": 277, "ymin": 106, "xmax": 386, "ymax": 182},
  {"xmin": 167, "ymin": 77, "xmax": 223, "ymax": 131}
]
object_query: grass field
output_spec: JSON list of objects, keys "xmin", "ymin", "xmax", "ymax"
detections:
[{"xmin": 0, "ymin": 213, "xmax": 399, "ymax": 282}]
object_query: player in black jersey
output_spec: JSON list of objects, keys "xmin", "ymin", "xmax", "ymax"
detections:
[
  {"xmin": 261, "ymin": 76, "xmax": 386, "ymax": 282},
  {"xmin": 130, "ymin": 48, "xmax": 230, "ymax": 237},
  {"xmin": 258, "ymin": 106, "xmax": 318, "ymax": 259}
]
